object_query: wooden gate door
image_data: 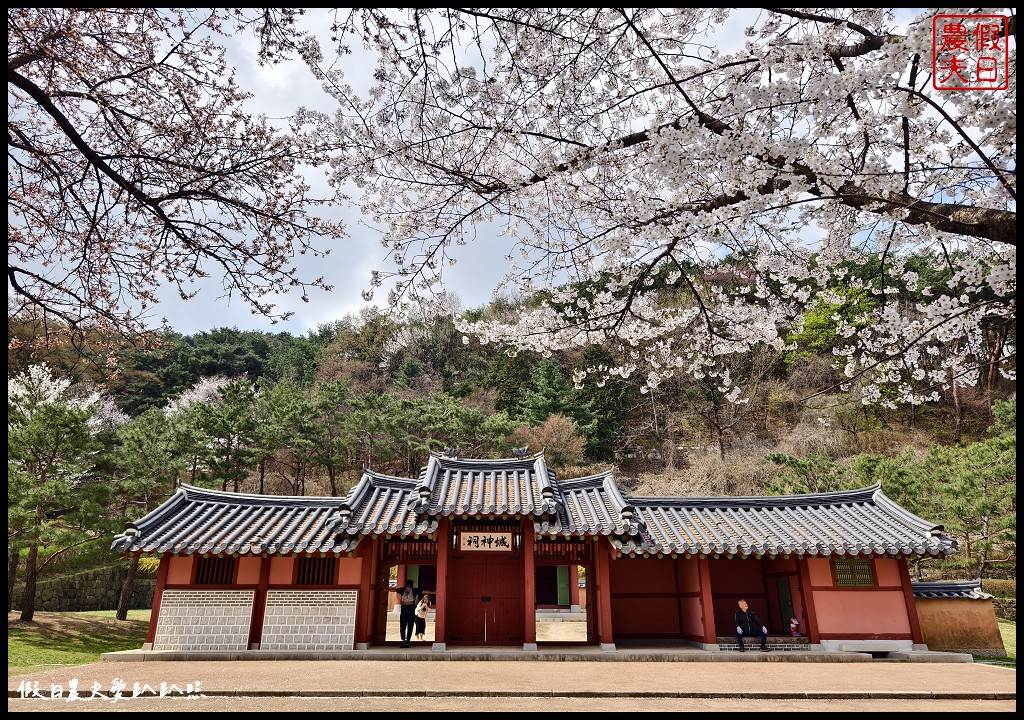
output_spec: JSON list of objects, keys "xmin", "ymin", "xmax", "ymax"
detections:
[
  {"xmin": 373, "ymin": 560, "xmax": 391, "ymax": 643},
  {"xmin": 447, "ymin": 553, "xmax": 524, "ymax": 644}
]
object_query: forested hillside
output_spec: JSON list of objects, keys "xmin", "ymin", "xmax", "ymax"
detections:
[{"xmin": 8, "ymin": 272, "xmax": 1016, "ymax": 607}]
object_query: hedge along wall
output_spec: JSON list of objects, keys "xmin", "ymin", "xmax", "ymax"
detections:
[
  {"xmin": 11, "ymin": 566, "xmax": 157, "ymax": 613},
  {"xmin": 993, "ymin": 598, "xmax": 1016, "ymax": 621}
]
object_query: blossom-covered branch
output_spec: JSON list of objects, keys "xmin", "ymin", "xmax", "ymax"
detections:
[{"xmin": 295, "ymin": 8, "xmax": 1014, "ymax": 407}]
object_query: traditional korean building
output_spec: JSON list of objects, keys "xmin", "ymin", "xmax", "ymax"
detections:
[{"xmin": 112, "ymin": 450, "xmax": 957, "ymax": 654}]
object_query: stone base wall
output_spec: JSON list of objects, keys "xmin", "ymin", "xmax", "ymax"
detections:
[
  {"xmin": 152, "ymin": 590, "xmax": 254, "ymax": 651},
  {"xmin": 260, "ymin": 590, "xmax": 358, "ymax": 650},
  {"xmin": 11, "ymin": 566, "xmax": 156, "ymax": 613}
]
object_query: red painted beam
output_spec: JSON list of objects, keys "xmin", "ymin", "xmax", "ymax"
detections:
[
  {"xmin": 146, "ymin": 554, "xmax": 169, "ymax": 646},
  {"xmin": 433, "ymin": 517, "xmax": 450, "ymax": 646},
  {"xmin": 523, "ymin": 525, "xmax": 536, "ymax": 645},
  {"xmin": 796, "ymin": 556, "xmax": 821, "ymax": 644},
  {"xmin": 247, "ymin": 556, "xmax": 271, "ymax": 648},
  {"xmin": 594, "ymin": 541, "xmax": 614, "ymax": 646},
  {"xmin": 697, "ymin": 555, "xmax": 717, "ymax": 645},
  {"xmin": 896, "ymin": 556, "xmax": 925, "ymax": 644},
  {"xmin": 355, "ymin": 543, "xmax": 375, "ymax": 647}
]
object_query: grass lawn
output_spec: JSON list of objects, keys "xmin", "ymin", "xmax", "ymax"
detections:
[{"xmin": 8, "ymin": 609, "xmax": 151, "ymax": 678}]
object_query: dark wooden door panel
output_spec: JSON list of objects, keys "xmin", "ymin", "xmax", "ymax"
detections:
[
  {"xmin": 447, "ymin": 554, "xmax": 523, "ymax": 644},
  {"xmin": 488, "ymin": 555, "xmax": 523, "ymax": 643},
  {"xmin": 448, "ymin": 554, "xmax": 486, "ymax": 642}
]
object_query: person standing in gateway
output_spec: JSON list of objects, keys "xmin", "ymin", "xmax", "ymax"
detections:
[
  {"xmin": 414, "ymin": 592, "xmax": 431, "ymax": 641},
  {"xmin": 396, "ymin": 579, "xmax": 420, "ymax": 648},
  {"xmin": 735, "ymin": 598, "xmax": 771, "ymax": 652}
]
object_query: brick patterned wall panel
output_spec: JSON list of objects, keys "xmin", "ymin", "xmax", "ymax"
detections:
[
  {"xmin": 152, "ymin": 590, "xmax": 254, "ymax": 651},
  {"xmin": 261, "ymin": 590, "xmax": 358, "ymax": 650}
]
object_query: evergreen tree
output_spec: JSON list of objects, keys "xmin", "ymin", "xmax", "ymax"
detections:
[
  {"xmin": 8, "ymin": 365, "xmax": 106, "ymax": 621},
  {"xmin": 911, "ymin": 401, "xmax": 1016, "ymax": 579},
  {"xmin": 110, "ymin": 408, "xmax": 185, "ymax": 618}
]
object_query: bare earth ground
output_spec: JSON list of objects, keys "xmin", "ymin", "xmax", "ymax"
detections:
[
  {"xmin": 8, "ymin": 660, "xmax": 1016, "ymax": 713},
  {"xmin": 7, "ymin": 696, "xmax": 1018, "ymax": 712},
  {"xmin": 10, "ymin": 612, "xmax": 1014, "ymax": 712}
]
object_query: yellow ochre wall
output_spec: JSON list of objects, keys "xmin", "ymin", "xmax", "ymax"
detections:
[{"xmin": 916, "ymin": 597, "xmax": 1006, "ymax": 655}]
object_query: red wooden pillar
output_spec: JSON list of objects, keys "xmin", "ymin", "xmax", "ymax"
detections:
[
  {"xmin": 569, "ymin": 564, "xmax": 581, "ymax": 610},
  {"xmin": 594, "ymin": 540, "xmax": 615, "ymax": 650},
  {"xmin": 396, "ymin": 564, "xmax": 407, "ymax": 589},
  {"xmin": 145, "ymin": 554, "xmax": 170, "ymax": 647},
  {"xmin": 585, "ymin": 557, "xmax": 597, "ymax": 642},
  {"xmin": 247, "ymin": 555, "xmax": 272, "ymax": 649},
  {"xmin": 697, "ymin": 555, "xmax": 717, "ymax": 646},
  {"xmin": 355, "ymin": 544, "xmax": 375, "ymax": 649},
  {"xmin": 432, "ymin": 517, "xmax": 450, "ymax": 650},
  {"xmin": 896, "ymin": 556, "xmax": 925, "ymax": 645},
  {"xmin": 523, "ymin": 526, "xmax": 537, "ymax": 649},
  {"xmin": 796, "ymin": 556, "xmax": 821, "ymax": 644}
]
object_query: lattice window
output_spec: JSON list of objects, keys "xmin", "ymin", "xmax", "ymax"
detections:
[
  {"xmin": 194, "ymin": 555, "xmax": 236, "ymax": 585},
  {"xmin": 535, "ymin": 539, "xmax": 592, "ymax": 563},
  {"xmin": 296, "ymin": 555, "xmax": 337, "ymax": 586},
  {"xmin": 383, "ymin": 539, "xmax": 438, "ymax": 563},
  {"xmin": 833, "ymin": 557, "xmax": 874, "ymax": 587}
]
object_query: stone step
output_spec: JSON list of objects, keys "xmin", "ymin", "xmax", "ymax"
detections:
[
  {"xmin": 536, "ymin": 613, "xmax": 587, "ymax": 622},
  {"xmin": 716, "ymin": 635, "xmax": 810, "ymax": 651},
  {"xmin": 390, "ymin": 608, "xmax": 587, "ymax": 622}
]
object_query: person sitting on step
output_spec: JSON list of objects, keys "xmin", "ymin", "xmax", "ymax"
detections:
[{"xmin": 735, "ymin": 598, "xmax": 770, "ymax": 652}]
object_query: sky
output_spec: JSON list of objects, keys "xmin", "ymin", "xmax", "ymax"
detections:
[
  {"xmin": 160, "ymin": 8, "xmax": 774, "ymax": 337},
  {"xmin": 152, "ymin": 15, "xmax": 516, "ymax": 337},
  {"xmin": 84, "ymin": 8, "xmax": 950, "ymax": 337}
]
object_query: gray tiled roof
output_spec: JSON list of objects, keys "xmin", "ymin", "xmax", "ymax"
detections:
[
  {"xmin": 111, "ymin": 469, "xmax": 439, "ymax": 556},
  {"xmin": 912, "ymin": 580, "xmax": 994, "ymax": 600},
  {"xmin": 541, "ymin": 470, "xmax": 629, "ymax": 536},
  {"xmin": 330, "ymin": 453, "xmax": 562, "ymax": 542},
  {"xmin": 609, "ymin": 485, "xmax": 957, "ymax": 558},
  {"xmin": 336, "ymin": 470, "xmax": 439, "ymax": 538},
  {"xmin": 110, "ymin": 484, "xmax": 385, "ymax": 556},
  {"xmin": 113, "ymin": 452, "xmax": 957, "ymax": 559},
  {"xmin": 111, "ymin": 485, "xmax": 361, "ymax": 555},
  {"xmin": 416, "ymin": 452, "xmax": 558, "ymax": 517}
]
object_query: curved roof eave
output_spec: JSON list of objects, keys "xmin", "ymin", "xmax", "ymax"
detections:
[
  {"xmin": 627, "ymin": 484, "xmax": 882, "ymax": 510},
  {"xmin": 110, "ymin": 454, "xmax": 957, "ymax": 561}
]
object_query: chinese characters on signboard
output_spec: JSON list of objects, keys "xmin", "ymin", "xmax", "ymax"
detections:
[
  {"xmin": 932, "ymin": 14, "xmax": 1009, "ymax": 90},
  {"xmin": 459, "ymin": 532, "xmax": 513, "ymax": 551}
]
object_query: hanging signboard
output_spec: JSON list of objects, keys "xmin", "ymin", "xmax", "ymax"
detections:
[{"xmin": 459, "ymin": 531, "xmax": 513, "ymax": 551}]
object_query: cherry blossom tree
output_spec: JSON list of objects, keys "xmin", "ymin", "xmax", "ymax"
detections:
[
  {"xmin": 293, "ymin": 8, "xmax": 1014, "ymax": 409},
  {"xmin": 7, "ymin": 8, "xmax": 343, "ymax": 342}
]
